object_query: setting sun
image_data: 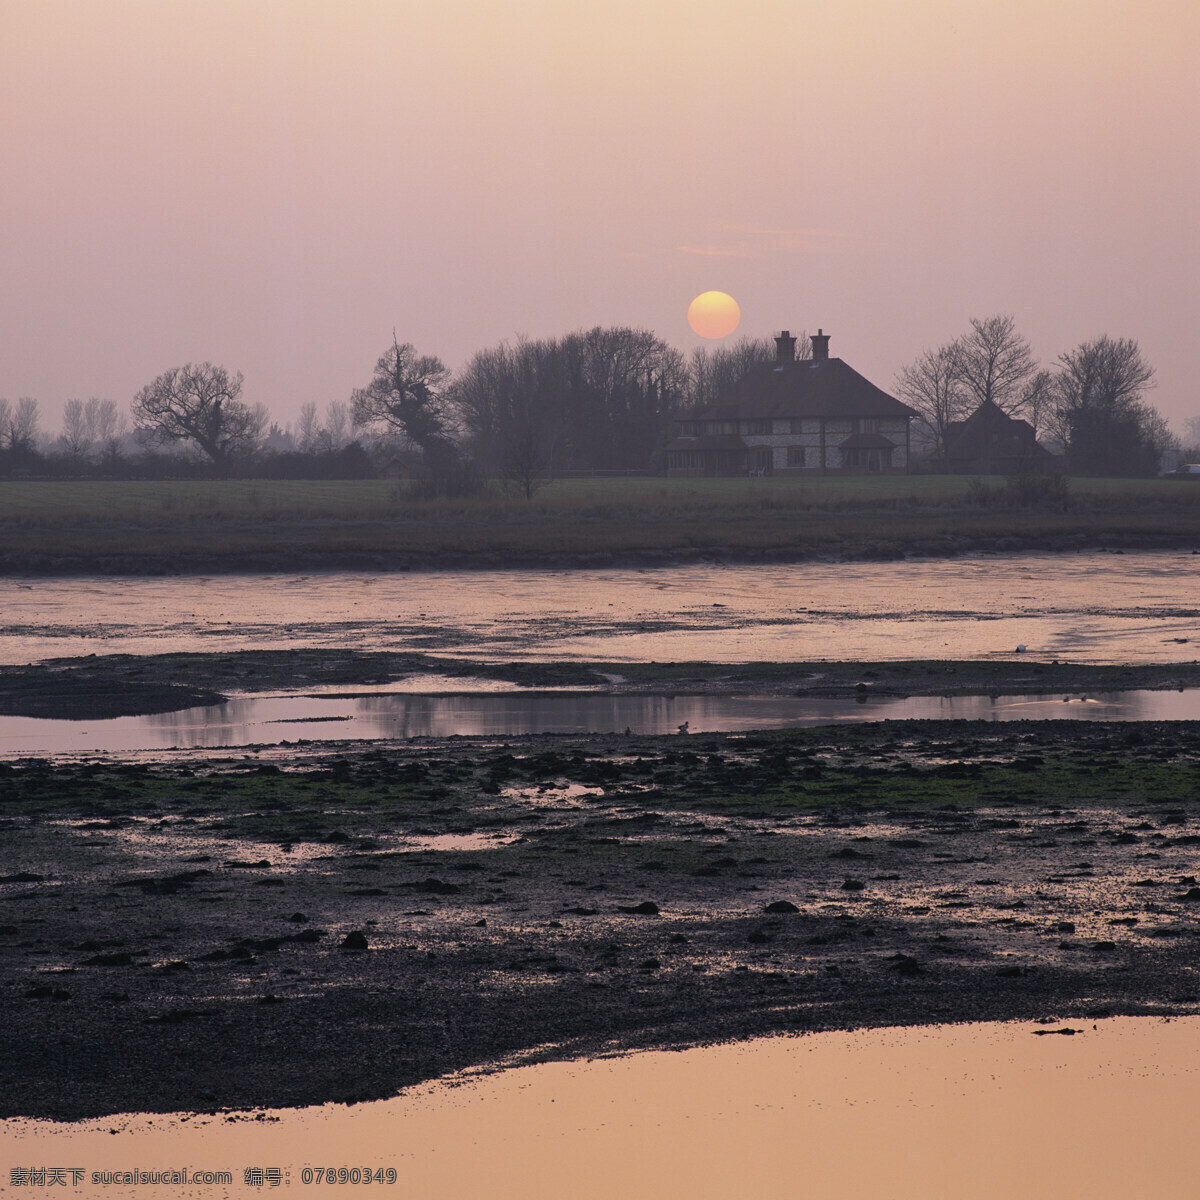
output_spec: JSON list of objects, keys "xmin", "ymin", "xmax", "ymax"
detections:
[{"xmin": 687, "ymin": 291, "xmax": 741, "ymax": 339}]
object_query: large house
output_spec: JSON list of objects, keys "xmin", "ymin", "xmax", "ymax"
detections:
[{"xmin": 666, "ymin": 330, "xmax": 916, "ymax": 477}]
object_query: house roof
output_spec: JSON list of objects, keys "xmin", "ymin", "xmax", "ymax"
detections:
[
  {"xmin": 839, "ymin": 431, "xmax": 898, "ymax": 449},
  {"xmin": 945, "ymin": 400, "xmax": 1042, "ymax": 456},
  {"xmin": 690, "ymin": 357, "xmax": 917, "ymax": 422},
  {"xmin": 947, "ymin": 399, "xmax": 1036, "ymax": 440}
]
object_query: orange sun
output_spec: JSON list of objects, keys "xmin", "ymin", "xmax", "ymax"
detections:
[{"xmin": 687, "ymin": 291, "xmax": 741, "ymax": 339}]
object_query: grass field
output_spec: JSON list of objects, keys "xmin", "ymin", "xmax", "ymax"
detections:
[{"xmin": 0, "ymin": 475, "xmax": 1197, "ymax": 572}]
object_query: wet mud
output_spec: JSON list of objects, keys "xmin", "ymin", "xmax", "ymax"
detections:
[{"xmin": 1, "ymin": 718, "xmax": 1198, "ymax": 1120}]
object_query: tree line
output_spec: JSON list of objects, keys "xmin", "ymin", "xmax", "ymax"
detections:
[
  {"xmin": 0, "ymin": 328, "xmax": 782, "ymax": 488},
  {"xmin": 1, "ymin": 318, "xmax": 1190, "ymax": 484},
  {"xmin": 894, "ymin": 315, "xmax": 1177, "ymax": 476}
]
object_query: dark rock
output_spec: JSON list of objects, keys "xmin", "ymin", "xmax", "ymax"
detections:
[
  {"xmin": 403, "ymin": 878, "xmax": 460, "ymax": 895},
  {"xmin": 289, "ymin": 929, "xmax": 325, "ymax": 943},
  {"xmin": 841, "ymin": 879, "xmax": 866, "ymax": 891},
  {"xmin": 764, "ymin": 900, "xmax": 800, "ymax": 914},
  {"xmin": 340, "ymin": 931, "xmax": 369, "ymax": 950},
  {"xmin": 617, "ymin": 901, "xmax": 660, "ymax": 915},
  {"xmin": 24, "ymin": 985, "xmax": 70, "ymax": 1000}
]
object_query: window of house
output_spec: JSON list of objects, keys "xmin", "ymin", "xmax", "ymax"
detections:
[
  {"xmin": 787, "ymin": 446, "xmax": 805, "ymax": 467},
  {"xmin": 743, "ymin": 419, "xmax": 770, "ymax": 435}
]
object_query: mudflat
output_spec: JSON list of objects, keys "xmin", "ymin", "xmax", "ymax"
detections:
[{"xmin": 1, "ymin": 662, "xmax": 1198, "ymax": 1119}]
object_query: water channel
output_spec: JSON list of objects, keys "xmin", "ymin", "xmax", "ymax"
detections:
[{"xmin": 4, "ymin": 686, "xmax": 1200, "ymax": 757}]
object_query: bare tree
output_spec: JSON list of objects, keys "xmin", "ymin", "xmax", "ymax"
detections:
[
  {"xmin": 452, "ymin": 338, "xmax": 557, "ymax": 497},
  {"xmin": 1050, "ymin": 335, "xmax": 1162, "ymax": 474},
  {"xmin": 894, "ymin": 342, "xmax": 969, "ymax": 461},
  {"xmin": 132, "ymin": 363, "xmax": 265, "ymax": 464},
  {"xmin": 0, "ymin": 397, "xmax": 40, "ymax": 454},
  {"xmin": 61, "ymin": 399, "xmax": 91, "ymax": 458},
  {"xmin": 324, "ymin": 400, "xmax": 351, "ymax": 450},
  {"xmin": 88, "ymin": 400, "xmax": 128, "ymax": 463},
  {"xmin": 687, "ymin": 336, "xmax": 789, "ymax": 411},
  {"xmin": 352, "ymin": 336, "xmax": 462, "ymax": 487},
  {"xmin": 1020, "ymin": 370, "xmax": 1054, "ymax": 441},
  {"xmin": 297, "ymin": 403, "xmax": 321, "ymax": 453},
  {"xmin": 956, "ymin": 314, "xmax": 1037, "ymax": 416},
  {"xmin": 1181, "ymin": 415, "xmax": 1200, "ymax": 458},
  {"xmin": 58, "ymin": 398, "xmax": 126, "ymax": 461},
  {"xmin": 453, "ymin": 327, "xmax": 686, "ymax": 481}
]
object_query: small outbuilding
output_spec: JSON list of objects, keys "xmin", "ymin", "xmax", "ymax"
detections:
[{"xmin": 942, "ymin": 400, "xmax": 1060, "ymax": 475}]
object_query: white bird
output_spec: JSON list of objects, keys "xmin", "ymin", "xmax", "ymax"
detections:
[{"xmin": 1016, "ymin": 644, "xmax": 1027, "ymax": 653}]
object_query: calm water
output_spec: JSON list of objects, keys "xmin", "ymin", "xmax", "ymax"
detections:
[
  {"xmin": 4, "ymin": 1017, "xmax": 1195, "ymax": 1199},
  {"xmin": 1, "ymin": 551, "xmax": 1198, "ymax": 666},
  {"xmin": 3, "ymin": 687, "xmax": 1199, "ymax": 756}
]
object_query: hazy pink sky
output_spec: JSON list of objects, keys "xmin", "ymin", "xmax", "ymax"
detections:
[{"xmin": 3, "ymin": 0, "xmax": 1197, "ymax": 433}]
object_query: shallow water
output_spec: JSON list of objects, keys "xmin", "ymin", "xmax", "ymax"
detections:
[
  {"xmin": 3, "ymin": 687, "xmax": 1199, "ymax": 756},
  {"xmin": 3, "ymin": 1017, "xmax": 1195, "ymax": 1199},
  {"xmin": 2, "ymin": 552, "xmax": 1199, "ymax": 666}
]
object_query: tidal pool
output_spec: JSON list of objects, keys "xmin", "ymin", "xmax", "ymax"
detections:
[
  {"xmin": 3, "ymin": 1017, "xmax": 1195, "ymax": 1199},
  {"xmin": 3, "ymin": 687, "xmax": 1200, "ymax": 755}
]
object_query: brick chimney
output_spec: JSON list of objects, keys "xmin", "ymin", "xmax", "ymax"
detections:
[
  {"xmin": 774, "ymin": 330, "xmax": 796, "ymax": 365},
  {"xmin": 811, "ymin": 329, "xmax": 830, "ymax": 361}
]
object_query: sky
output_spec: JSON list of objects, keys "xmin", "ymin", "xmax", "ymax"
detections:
[{"xmin": 3, "ymin": 0, "xmax": 1198, "ymax": 436}]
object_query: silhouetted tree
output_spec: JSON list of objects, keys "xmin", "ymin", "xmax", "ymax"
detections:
[
  {"xmin": 452, "ymin": 339, "xmax": 557, "ymax": 496},
  {"xmin": 132, "ymin": 363, "xmax": 265, "ymax": 464},
  {"xmin": 956, "ymin": 314, "xmax": 1036, "ymax": 416},
  {"xmin": 687, "ymin": 336, "xmax": 793, "ymax": 411},
  {"xmin": 351, "ymin": 336, "xmax": 469, "ymax": 492},
  {"xmin": 1020, "ymin": 370, "xmax": 1054, "ymax": 441},
  {"xmin": 894, "ymin": 342, "xmax": 969, "ymax": 461},
  {"xmin": 0, "ymin": 397, "xmax": 39, "ymax": 454},
  {"xmin": 1050, "ymin": 336, "xmax": 1165, "ymax": 475},
  {"xmin": 452, "ymin": 327, "xmax": 685, "ymax": 481}
]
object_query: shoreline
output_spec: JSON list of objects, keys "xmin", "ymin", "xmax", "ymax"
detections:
[{"xmin": 2, "ymin": 531, "xmax": 1199, "ymax": 579}]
